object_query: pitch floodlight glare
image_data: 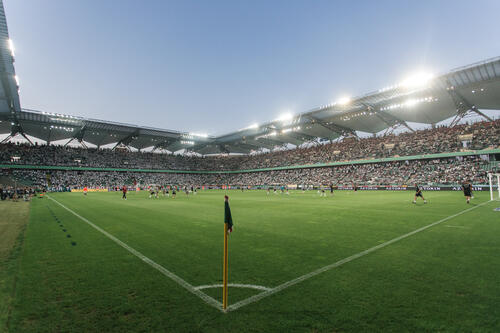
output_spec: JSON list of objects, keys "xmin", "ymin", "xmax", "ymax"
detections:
[
  {"xmin": 14, "ymin": 75, "xmax": 19, "ymax": 86},
  {"xmin": 337, "ymin": 96, "xmax": 351, "ymax": 105},
  {"xmin": 277, "ymin": 112, "xmax": 293, "ymax": 122},
  {"xmin": 404, "ymin": 99, "xmax": 418, "ymax": 107},
  {"xmin": 7, "ymin": 39, "xmax": 14, "ymax": 57},
  {"xmin": 189, "ymin": 132, "xmax": 208, "ymax": 138},
  {"xmin": 248, "ymin": 123, "xmax": 259, "ymax": 129},
  {"xmin": 401, "ymin": 72, "xmax": 434, "ymax": 88}
]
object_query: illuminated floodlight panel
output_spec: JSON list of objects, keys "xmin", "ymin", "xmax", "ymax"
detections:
[
  {"xmin": 336, "ymin": 96, "xmax": 351, "ymax": 105},
  {"xmin": 400, "ymin": 72, "xmax": 434, "ymax": 88},
  {"xmin": 277, "ymin": 112, "xmax": 294, "ymax": 122},
  {"xmin": 7, "ymin": 39, "xmax": 14, "ymax": 57}
]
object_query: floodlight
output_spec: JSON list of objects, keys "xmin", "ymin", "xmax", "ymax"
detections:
[
  {"xmin": 277, "ymin": 113, "xmax": 293, "ymax": 122},
  {"xmin": 404, "ymin": 99, "xmax": 418, "ymax": 107},
  {"xmin": 337, "ymin": 96, "xmax": 351, "ymax": 105},
  {"xmin": 14, "ymin": 75, "xmax": 19, "ymax": 86},
  {"xmin": 189, "ymin": 132, "xmax": 208, "ymax": 138},
  {"xmin": 400, "ymin": 72, "xmax": 434, "ymax": 88},
  {"xmin": 7, "ymin": 39, "xmax": 14, "ymax": 57},
  {"xmin": 248, "ymin": 123, "xmax": 259, "ymax": 129}
]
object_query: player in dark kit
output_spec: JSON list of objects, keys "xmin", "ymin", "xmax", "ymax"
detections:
[
  {"xmin": 462, "ymin": 181, "xmax": 472, "ymax": 204},
  {"xmin": 413, "ymin": 184, "xmax": 427, "ymax": 204},
  {"xmin": 122, "ymin": 186, "xmax": 127, "ymax": 200},
  {"xmin": 330, "ymin": 184, "xmax": 334, "ymax": 196}
]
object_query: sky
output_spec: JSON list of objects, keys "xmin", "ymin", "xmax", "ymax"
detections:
[{"xmin": 4, "ymin": 0, "xmax": 500, "ymax": 136}]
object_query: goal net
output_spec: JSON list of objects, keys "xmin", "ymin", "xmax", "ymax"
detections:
[{"xmin": 488, "ymin": 173, "xmax": 500, "ymax": 200}]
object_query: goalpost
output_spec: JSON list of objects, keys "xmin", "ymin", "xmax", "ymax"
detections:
[{"xmin": 488, "ymin": 173, "xmax": 500, "ymax": 201}]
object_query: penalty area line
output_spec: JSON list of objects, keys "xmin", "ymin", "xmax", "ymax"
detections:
[
  {"xmin": 227, "ymin": 200, "xmax": 492, "ymax": 312},
  {"xmin": 47, "ymin": 195, "xmax": 224, "ymax": 313}
]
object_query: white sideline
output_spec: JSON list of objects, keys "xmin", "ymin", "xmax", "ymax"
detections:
[
  {"xmin": 226, "ymin": 200, "xmax": 493, "ymax": 312},
  {"xmin": 47, "ymin": 195, "xmax": 224, "ymax": 312},
  {"xmin": 195, "ymin": 284, "xmax": 272, "ymax": 291}
]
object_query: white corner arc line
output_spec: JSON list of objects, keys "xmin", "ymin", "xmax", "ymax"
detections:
[
  {"xmin": 47, "ymin": 195, "xmax": 224, "ymax": 312},
  {"xmin": 195, "ymin": 284, "xmax": 272, "ymax": 291},
  {"xmin": 227, "ymin": 200, "xmax": 492, "ymax": 312}
]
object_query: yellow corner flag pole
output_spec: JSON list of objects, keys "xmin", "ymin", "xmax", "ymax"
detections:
[{"xmin": 223, "ymin": 222, "xmax": 229, "ymax": 310}]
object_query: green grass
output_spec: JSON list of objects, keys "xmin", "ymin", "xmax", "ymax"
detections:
[
  {"xmin": 0, "ymin": 201, "xmax": 30, "ymax": 333},
  {"xmin": 5, "ymin": 190, "xmax": 500, "ymax": 332}
]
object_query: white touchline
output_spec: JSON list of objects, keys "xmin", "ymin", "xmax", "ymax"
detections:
[
  {"xmin": 47, "ymin": 195, "xmax": 224, "ymax": 313},
  {"xmin": 226, "ymin": 200, "xmax": 492, "ymax": 312}
]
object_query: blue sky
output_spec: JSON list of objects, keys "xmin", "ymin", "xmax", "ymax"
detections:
[{"xmin": 5, "ymin": 0, "xmax": 500, "ymax": 135}]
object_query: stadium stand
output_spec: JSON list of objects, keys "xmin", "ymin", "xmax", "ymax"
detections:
[
  {"xmin": 0, "ymin": 155, "xmax": 489, "ymax": 190},
  {"xmin": 1, "ymin": 119, "xmax": 498, "ymax": 171},
  {"xmin": 1, "ymin": 119, "xmax": 497, "ymax": 189}
]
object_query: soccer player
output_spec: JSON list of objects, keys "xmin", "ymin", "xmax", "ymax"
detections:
[
  {"xmin": 462, "ymin": 181, "xmax": 472, "ymax": 204},
  {"xmin": 83, "ymin": 186, "xmax": 88, "ymax": 196},
  {"xmin": 149, "ymin": 187, "xmax": 155, "ymax": 199},
  {"xmin": 330, "ymin": 184, "xmax": 334, "ymax": 196},
  {"xmin": 122, "ymin": 185, "xmax": 127, "ymax": 200},
  {"xmin": 266, "ymin": 187, "xmax": 270, "ymax": 195},
  {"xmin": 413, "ymin": 184, "xmax": 427, "ymax": 204},
  {"xmin": 172, "ymin": 187, "xmax": 176, "ymax": 198}
]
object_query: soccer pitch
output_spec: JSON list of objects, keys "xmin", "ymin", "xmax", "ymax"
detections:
[{"xmin": 5, "ymin": 190, "xmax": 500, "ymax": 332}]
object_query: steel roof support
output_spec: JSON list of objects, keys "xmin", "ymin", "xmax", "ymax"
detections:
[
  {"xmin": 113, "ymin": 130, "xmax": 139, "ymax": 150},
  {"xmin": 305, "ymin": 115, "xmax": 356, "ymax": 138},
  {"xmin": 1, "ymin": 122, "xmax": 33, "ymax": 145},
  {"xmin": 360, "ymin": 103, "xmax": 415, "ymax": 134},
  {"xmin": 64, "ymin": 125, "xmax": 88, "ymax": 148},
  {"xmin": 445, "ymin": 83, "xmax": 493, "ymax": 127}
]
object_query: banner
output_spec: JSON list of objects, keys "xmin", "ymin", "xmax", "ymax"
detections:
[{"xmin": 71, "ymin": 188, "xmax": 109, "ymax": 193}]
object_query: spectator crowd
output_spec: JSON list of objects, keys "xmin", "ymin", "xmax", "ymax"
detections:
[
  {"xmin": 1, "ymin": 155, "xmax": 491, "ymax": 189},
  {"xmin": 0, "ymin": 120, "xmax": 498, "ymax": 171},
  {"xmin": 0, "ymin": 119, "xmax": 497, "ymax": 189}
]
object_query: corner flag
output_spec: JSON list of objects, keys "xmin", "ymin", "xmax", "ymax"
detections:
[
  {"xmin": 223, "ymin": 195, "xmax": 233, "ymax": 310},
  {"xmin": 224, "ymin": 195, "xmax": 233, "ymax": 233}
]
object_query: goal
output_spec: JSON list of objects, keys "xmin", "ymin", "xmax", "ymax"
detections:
[{"xmin": 488, "ymin": 173, "xmax": 500, "ymax": 200}]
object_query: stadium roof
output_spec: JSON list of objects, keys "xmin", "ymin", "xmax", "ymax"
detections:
[{"xmin": 0, "ymin": 1, "xmax": 498, "ymax": 154}]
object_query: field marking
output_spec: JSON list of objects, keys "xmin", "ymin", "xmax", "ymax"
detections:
[
  {"xmin": 47, "ymin": 195, "xmax": 224, "ymax": 313},
  {"xmin": 444, "ymin": 225, "xmax": 469, "ymax": 229},
  {"xmin": 194, "ymin": 284, "xmax": 272, "ymax": 291},
  {"xmin": 226, "ymin": 200, "xmax": 492, "ymax": 312}
]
